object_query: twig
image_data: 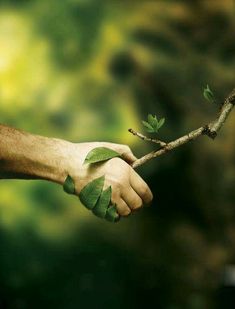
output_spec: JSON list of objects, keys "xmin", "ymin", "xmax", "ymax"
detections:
[
  {"xmin": 131, "ymin": 88, "xmax": 235, "ymax": 169},
  {"xmin": 128, "ymin": 128, "xmax": 167, "ymax": 147}
]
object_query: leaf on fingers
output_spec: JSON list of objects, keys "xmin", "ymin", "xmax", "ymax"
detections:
[
  {"xmin": 79, "ymin": 175, "xmax": 105, "ymax": 210},
  {"xmin": 84, "ymin": 147, "xmax": 120, "ymax": 164},
  {"xmin": 63, "ymin": 175, "xmax": 75, "ymax": 195},
  {"xmin": 92, "ymin": 186, "xmax": 112, "ymax": 218},
  {"xmin": 105, "ymin": 204, "xmax": 120, "ymax": 222}
]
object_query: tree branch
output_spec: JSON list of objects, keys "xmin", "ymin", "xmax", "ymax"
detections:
[
  {"xmin": 130, "ymin": 88, "xmax": 235, "ymax": 169},
  {"xmin": 128, "ymin": 128, "xmax": 167, "ymax": 147}
]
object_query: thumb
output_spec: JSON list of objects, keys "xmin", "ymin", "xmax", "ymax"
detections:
[
  {"xmin": 104, "ymin": 143, "xmax": 138, "ymax": 164},
  {"xmin": 120, "ymin": 149, "xmax": 138, "ymax": 164}
]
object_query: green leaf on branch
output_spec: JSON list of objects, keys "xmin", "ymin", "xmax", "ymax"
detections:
[
  {"xmin": 157, "ymin": 117, "xmax": 165, "ymax": 129},
  {"xmin": 63, "ymin": 175, "xmax": 75, "ymax": 195},
  {"xmin": 105, "ymin": 204, "xmax": 120, "ymax": 222},
  {"xmin": 142, "ymin": 120, "xmax": 155, "ymax": 133},
  {"xmin": 203, "ymin": 84, "xmax": 215, "ymax": 103},
  {"xmin": 79, "ymin": 175, "xmax": 105, "ymax": 210},
  {"xmin": 142, "ymin": 114, "xmax": 165, "ymax": 134},
  {"xmin": 84, "ymin": 147, "xmax": 120, "ymax": 164},
  {"xmin": 92, "ymin": 186, "xmax": 112, "ymax": 218},
  {"xmin": 147, "ymin": 114, "xmax": 157, "ymax": 127}
]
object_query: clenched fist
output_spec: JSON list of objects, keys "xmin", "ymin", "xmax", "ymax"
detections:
[{"xmin": 63, "ymin": 142, "xmax": 153, "ymax": 218}]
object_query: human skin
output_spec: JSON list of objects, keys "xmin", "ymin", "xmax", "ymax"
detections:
[{"xmin": 0, "ymin": 124, "xmax": 153, "ymax": 218}]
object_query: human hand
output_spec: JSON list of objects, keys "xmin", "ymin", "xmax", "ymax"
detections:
[{"xmin": 62, "ymin": 142, "xmax": 153, "ymax": 219}]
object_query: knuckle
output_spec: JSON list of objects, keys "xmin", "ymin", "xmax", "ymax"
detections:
[
  {"xmin": 113, "ymin": 181, "xmax": 122, "ymax": 191},
  {"xmin": 109, "ymin": 157, "xmax": 118, "ymax": 163},
  {"xmin": 111, "ymin": 191, "xmax": 120, "ymax": 203},
  {"xmin": 131, "ymin": 197, "xmax": 142, "ymax": 210},
  {"xmin": 147, "ymin": 189, "xmax": 153, "ymax": 202},
  {"xmin": 121, "ymin": 145, "xmax": 132, "ymax": 155},
  {"xmin": 141, "ymin": 185, "xmax": 152, "ymax": 201},
  {"xmin": 141, "ymin": 185, "xmax": 149, "ymax": 196},
  {"xmin": 111, "ymin": 157, "xmax": 125, "ymax": 166},
  {"xmin": 116, "ymin": 202, "xmax": 131, "ymax": 217},
  {"xmin": 121, "ymin": 144, "xmax": 130, "ymax": 150},
  {"xmin": 133, "ymin": 202, "xmax": 142, "ymax": 210},
  {"xmin": 122, "ymin": 208, "xmax": 131, "ymax": 217}
]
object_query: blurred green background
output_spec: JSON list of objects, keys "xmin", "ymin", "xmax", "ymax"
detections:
[{"xmin": 0, "ymin": 0, "xmax": 235, "ymax": 308}]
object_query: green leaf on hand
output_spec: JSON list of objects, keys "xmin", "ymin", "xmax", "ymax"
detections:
[
  {"xmin": 105, "ymin": 204, "xmax": 119, "ymax": 222},
  {"xmin": 63, "ymin": 175, "xmax": 75, "ymax": 195},
  {"xmin": 92, "ymin": 186, "xmax": 112, "ymax": 218},
  {"xmin": 203, "ymin": 84, "xmax": 215, "ymax": 103},
  {"xmin": 63, "ymin": 174, "xmax": 119, "ymax": 223},
  {"xmin": 84, "ymin": 147, "xmax": 120, "ymax": 164},
  {"xmin": 79, "ymin": 175, "xmax": 105, "ymax": 210}
]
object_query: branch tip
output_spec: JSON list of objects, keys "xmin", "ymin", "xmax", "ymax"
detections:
[
  {"xmin": 128, "ymin": 128, "xmax": 166, "ymax": 146},
  {"xmin": 131, "ymin": 87, "xmax": 235, "ymax": 168}
]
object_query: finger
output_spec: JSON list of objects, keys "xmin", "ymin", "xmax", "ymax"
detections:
[
  {"xmin": 121, "ymin": 187, "xmax": 143, "ymax": 211},
  {"xmin": 115, "ymin": 198, "xmax": 131, "ymax": 217},
  {"xmin": 121, "ymin": 151, "xmax": 138, "ymax": 164},
  {"xmin": 105, "ymin": 205, "xmax": 120, "ymax": 222},
  {"xmin": 130, "ymin": 169, "xmax": 153, "ymax": 205},
  {"xmin": 118, "ymin": 145, "xmax": 138, "ymax": 164}
]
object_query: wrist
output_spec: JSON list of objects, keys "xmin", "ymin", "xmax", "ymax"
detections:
[
  {"xmin": 40, "ymin": 137, "xmax": 75, "ymax": 185},
  {"xmin": 50, "ymin": 140, "xmax": 92, "ymax": 185},
  {"xmin": 0, "ymin": 125, "xmax": 73, "ymax": 184}
]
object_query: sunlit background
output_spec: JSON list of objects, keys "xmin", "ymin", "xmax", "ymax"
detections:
[{"xmin": 0, "ymin": 1, "xmax": 235, "ymax": 308}]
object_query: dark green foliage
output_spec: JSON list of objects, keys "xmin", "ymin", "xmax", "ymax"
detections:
[{"xmin": 108, "ymin": 51, "xmax": 136, "ymax": 81}]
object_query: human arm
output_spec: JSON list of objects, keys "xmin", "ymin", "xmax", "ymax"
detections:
[{"xmin": 0, "ymin": 124, "xmax": 153, "ymax": 217}]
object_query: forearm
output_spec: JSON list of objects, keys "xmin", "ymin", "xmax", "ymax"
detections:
[
  {"xmin": 0, "ymin": 124, "xmax": 69, "ymax": 184},
  {"xmin": 0, "ymin": 124, "xmax": 153, "ymax": 220}
]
